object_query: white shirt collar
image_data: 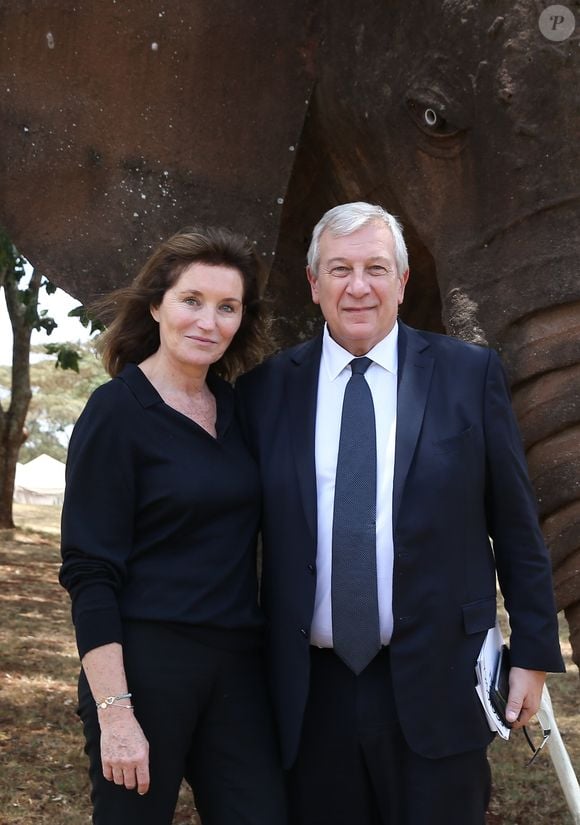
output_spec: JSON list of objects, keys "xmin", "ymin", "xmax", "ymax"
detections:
[{"xmin": 321, "ymin": 321, "xmax": 399, "ymax": 382}]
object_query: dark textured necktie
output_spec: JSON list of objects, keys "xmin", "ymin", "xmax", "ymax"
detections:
[{"xmin": 331, "ymin": 356, "xmax": 381, "ymax": 674}]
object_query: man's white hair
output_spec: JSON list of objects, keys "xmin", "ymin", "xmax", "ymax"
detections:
[{"xmin": 307, "ymin": 202, "xmax": 409, "ymax": 278}]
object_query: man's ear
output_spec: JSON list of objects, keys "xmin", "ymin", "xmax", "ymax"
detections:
[
  {"xmin": 398, "ymin": 269, "xmax": 410, "ymax": 305},
  {"xmin": 306, "ymin": 266, "xmax": 320, "ymax": 305}
]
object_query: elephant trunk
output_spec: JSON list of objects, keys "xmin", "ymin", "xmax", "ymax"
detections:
[{"xmin": 499, "ymin": 301, "xmax": 580, "ymax": 667}]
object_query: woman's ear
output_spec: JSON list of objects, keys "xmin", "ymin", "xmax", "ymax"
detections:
[{"xmin": 150, "ymin": 304, "xmax": 160, "ymax": 323}]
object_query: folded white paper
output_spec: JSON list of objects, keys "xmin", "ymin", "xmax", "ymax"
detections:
[{"xmin": 475, "ymin": 622, "xmax": 511, "ymax": 740}]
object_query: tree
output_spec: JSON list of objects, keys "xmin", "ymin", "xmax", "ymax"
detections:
[
  {"xmin": 0, "ymin": 228, "xmax": 101, "ymax": 528},
  {"xmin": 8, "ymin": 343, "xmax": 108, "ymax": 464}
]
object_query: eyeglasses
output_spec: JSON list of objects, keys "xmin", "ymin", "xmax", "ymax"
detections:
[{"xmin": 523, "ymin": 708, "xmax": 551, "ymax": 767}]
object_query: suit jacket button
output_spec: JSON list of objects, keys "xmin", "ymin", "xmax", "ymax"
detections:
[
  {"xmin": 300, "ymin": 627, "xmax": 309, "ymax": 638},
  {"xmin": 307, "ymin": 563, "xmax": 315, "ymax": 574}
]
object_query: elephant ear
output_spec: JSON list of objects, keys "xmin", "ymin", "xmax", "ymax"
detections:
[{"xmin": 0, "ymin": 2, "xmax": 317, "ymax": 304}]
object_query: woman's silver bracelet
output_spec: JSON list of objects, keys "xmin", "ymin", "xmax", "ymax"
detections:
[{"xmin": 95, "ymin": 692, "xmax": 133, "ymax": 710}]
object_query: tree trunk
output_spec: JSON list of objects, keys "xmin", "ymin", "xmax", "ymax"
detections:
[
  {"xmin": 0, "ymin": 265, "xmax": 40, "ymax": 528},
  {"xmin": 0, "ymin": 421, "xmax": 24, "ymax": 528}
]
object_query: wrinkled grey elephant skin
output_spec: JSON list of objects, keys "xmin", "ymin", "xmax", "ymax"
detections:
[{"xmin": 0, "ymin": 1, "xmax": 579, "ymax": 666}]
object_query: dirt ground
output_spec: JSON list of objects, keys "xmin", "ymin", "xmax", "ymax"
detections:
[{"xmin": 1, "ymin": 503, "xmax": 578, "ymax": 824}]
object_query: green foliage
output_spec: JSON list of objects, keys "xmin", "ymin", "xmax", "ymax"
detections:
[
  {"xmin": 0, "ymin": 232, "xmax": 48, "ymax": 331},
  {"xmin": 32, "ymin": 305, "xmax": 58, "ymax": 335},
  {"xmin": 42, "ymin": 306, "xmax": 105, "ymax": 370},
  {"xmin": 43, "ymin": 342, "xmax": 82, "ymax": 372},
  {"xmin": 68, "ymin": 303, "xmax": 105, "ymax": 336},
  {"xmin": 0, "ymin": 226, "xmax": 24, "ymax": 276},
  {"xmin": 0, "ymin": 229, "xmax": 60, "ymax": 335}
]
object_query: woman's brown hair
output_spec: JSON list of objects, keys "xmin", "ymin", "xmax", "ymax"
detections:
[{"xmin": 93, "ymin": 226, "xmax": 273, "ymax": 381}]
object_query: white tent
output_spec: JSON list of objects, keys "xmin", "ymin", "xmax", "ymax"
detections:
[{"xmin": 14, "ymin": 454, "xmax": 66, "ymax": 506}]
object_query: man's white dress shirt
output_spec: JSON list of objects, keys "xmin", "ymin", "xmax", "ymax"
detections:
[{"xmin": 310, "ymin": 323, "xmax": 398, "ymax": 648}]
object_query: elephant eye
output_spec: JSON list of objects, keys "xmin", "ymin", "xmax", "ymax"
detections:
[
  {"xmin": 424, "ymin": 107, "xmax": 442, "ymax": 128},
  {"xmin": 405, "ymin": 98, "xmax": 461, "ymax": 138}
]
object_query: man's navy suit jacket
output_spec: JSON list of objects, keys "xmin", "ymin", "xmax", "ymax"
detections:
[{"xmin": 236, "ymin": 321, "xmax": 564, "ymax": 769}]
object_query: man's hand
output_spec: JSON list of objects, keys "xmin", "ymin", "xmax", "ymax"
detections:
[
  {"xmin": 506, "ymin": 667, "xmax": 546, "ymax": 729},
  {"xmin": 99, "ymin": 710, "xmax": 150, "ymax": 795}
]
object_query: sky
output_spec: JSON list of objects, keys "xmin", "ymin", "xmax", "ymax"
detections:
[{"xmin": 0, "ymin": 269, "xmax": 92, "ymax": 366}]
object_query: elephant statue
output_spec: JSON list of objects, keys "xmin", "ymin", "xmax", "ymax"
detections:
[{"xmin": 1, "ymin": 2, "xmax": 579, "ymax": 665}]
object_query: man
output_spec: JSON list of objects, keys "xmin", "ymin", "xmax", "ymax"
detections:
[{"xmin": 236, "ymin": 202, "xmax": 563, "ymax": 824}]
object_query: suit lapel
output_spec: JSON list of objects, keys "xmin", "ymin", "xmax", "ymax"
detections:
[
  {"xmin": 283, "ymin": 325, "xmax": 434, "ymax": 537},
  {"xmin": 285, "ymin": 336, "xmax": 322, "ymax": 541},
  {"xmin": 393, "ymin": 322, "xmax": 434, "ymax": 528}
]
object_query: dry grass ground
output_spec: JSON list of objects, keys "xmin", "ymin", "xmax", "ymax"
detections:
[
  {"xmin": 0, "ymin": 505, "xmax": 197, "ymax": 824},
  {"xmin": 1, "ymin": 503, "xmax": 578, "ymax": 824}
]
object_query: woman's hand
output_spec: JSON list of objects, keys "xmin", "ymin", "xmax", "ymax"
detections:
[
  {"xmin": 81, "ymin": 643, "xmax": 150, "ymax": 795},
  {"xmin": 99, "ymin": 708, "xmax": 150, "ymax": 794}
]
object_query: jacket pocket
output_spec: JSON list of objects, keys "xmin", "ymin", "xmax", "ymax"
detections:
[
  {"xmin": 433, "ymin": 425, "xmax": 474, "ymax": 453},
  {"xmin": 462, "ymin": 596, "xmax": 496, "ymax": 635}
]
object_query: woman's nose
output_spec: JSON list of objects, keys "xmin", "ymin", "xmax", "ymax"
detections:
[{"xmin": 195, "ymin": 306, "xmax": 217, "ymax": 329}]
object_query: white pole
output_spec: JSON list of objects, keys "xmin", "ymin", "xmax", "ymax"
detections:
[{"xmin": 541, "ymin": 685, "xmax": 580, "ymax": 825}]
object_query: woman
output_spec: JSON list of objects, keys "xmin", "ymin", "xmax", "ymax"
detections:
[{"xmin": 59, "ymin": 226, "xmax": 287, "ymax": 825}]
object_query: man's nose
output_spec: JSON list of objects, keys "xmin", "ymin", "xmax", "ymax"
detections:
[{"xmin": 347, "ymin": 268, "xmax": 370, "ymax": 295}]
